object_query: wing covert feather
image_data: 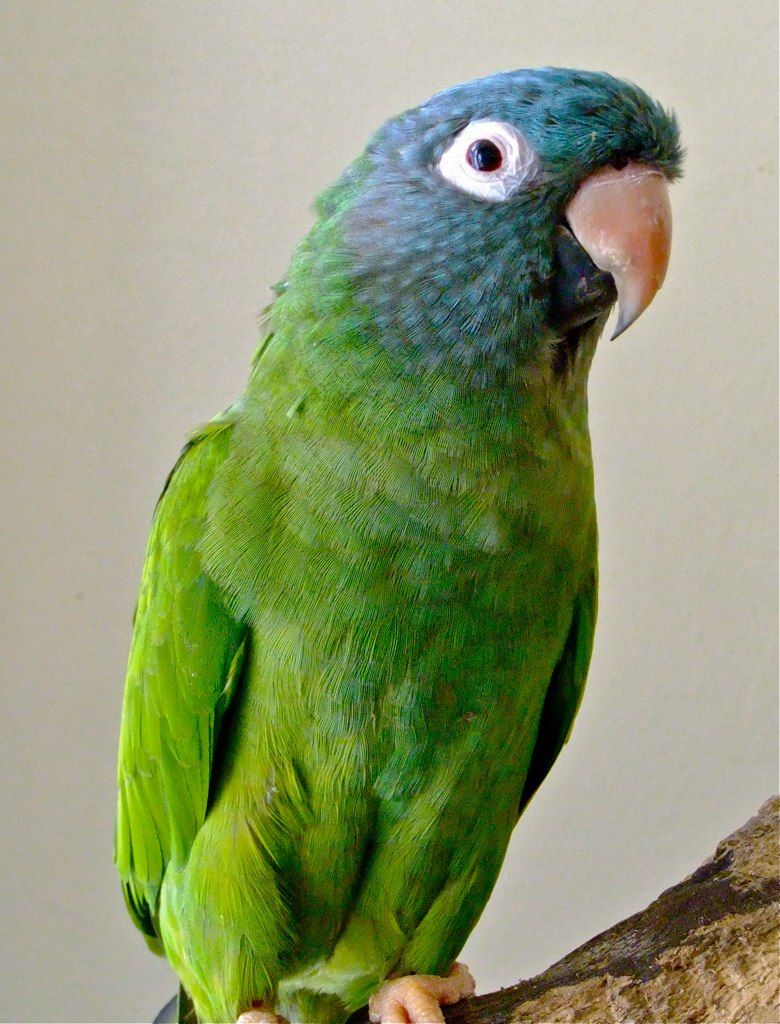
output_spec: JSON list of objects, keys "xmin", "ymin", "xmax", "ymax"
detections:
[
  {"xmin": 115, "ymin": 421, "xmax": 245, "ymax": 947},
  {"xmin": 519, "ymin": 575, "xmax": 597, "ymax": 815}
]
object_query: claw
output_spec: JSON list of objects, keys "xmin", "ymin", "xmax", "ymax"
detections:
[
  {"xmin": 237, "ymin": 1008, "xmax": 284, "ymax": 1024},
  {"xmin": 369, "ymin": 962, "xmax": 475, "ymax": 1024}
]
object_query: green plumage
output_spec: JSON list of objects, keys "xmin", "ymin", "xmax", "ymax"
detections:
[{"xmin": 116, "ymin": 68, "xmax": 681, "ymax": 1024}]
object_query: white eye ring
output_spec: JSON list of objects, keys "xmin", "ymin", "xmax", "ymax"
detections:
[{"xmin": 438, "ymin": 120, "xmax": 539, "ymax": 202}]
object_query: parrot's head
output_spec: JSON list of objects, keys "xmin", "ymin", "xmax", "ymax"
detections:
[{"xmin": 305, "ymin": 67, "xmax": 683, "ymax": 386}]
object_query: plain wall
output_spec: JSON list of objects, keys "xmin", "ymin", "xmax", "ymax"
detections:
[{"xmin": 1, "ymin": 2, "xmax": 777, "ymax": 1021}]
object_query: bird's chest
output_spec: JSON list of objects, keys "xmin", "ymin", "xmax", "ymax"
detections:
[
  {"xmin": 262, "ymin": 441, "xmax": 588, "ymax": 709},
  {"xmin": 215, "ymin": 413, "xmax": 595, "ymax": 821}
]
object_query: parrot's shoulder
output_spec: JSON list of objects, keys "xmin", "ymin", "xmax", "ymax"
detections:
[{"xmin": 154, "ymin": 406, "xmax": 239, "ymax": 513}]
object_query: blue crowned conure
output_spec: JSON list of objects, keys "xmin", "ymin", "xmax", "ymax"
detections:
[{"xmin": 116, "ymin": 67, "xmax": 682, "ymax": 1024}]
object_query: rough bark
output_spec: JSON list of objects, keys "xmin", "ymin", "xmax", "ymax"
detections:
[
  {"xmin": 155, "ymin": 798, "xmax": 779, "ymax": 1024},
  {"xmin": 442, "ymin": 796, "xmax": 779, "ymax": 1024}
]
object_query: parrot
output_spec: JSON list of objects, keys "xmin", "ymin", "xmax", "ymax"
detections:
[{"xmin": 116, "ymin": 67, "xmax": 682, "ymax": 1024}]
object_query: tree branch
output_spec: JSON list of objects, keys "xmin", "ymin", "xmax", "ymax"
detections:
[{"xmin": 442, "ymin": 796, "xmax": 779, "ymax": 1024}]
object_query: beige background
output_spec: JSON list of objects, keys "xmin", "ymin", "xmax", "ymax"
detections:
[{"xmin": 1, "ymin": 2, "xmax": 777, "ymax": 1021}]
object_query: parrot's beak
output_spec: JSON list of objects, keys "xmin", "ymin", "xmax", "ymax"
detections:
[{"xmin": 564, "ymin": 162, "xmax": 672, "ymax": 339}]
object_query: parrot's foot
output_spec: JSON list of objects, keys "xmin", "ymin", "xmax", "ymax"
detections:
[
  {"xmin": 236, "ymin": 1007, "xmax": 285, "ymax": 1024},
  {"xmin": 368, "ymin": 962, "xmax": 475, "ymax": 1024}
]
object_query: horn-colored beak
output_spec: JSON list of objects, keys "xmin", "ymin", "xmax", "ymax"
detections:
[{"xmin": 564, "ymin": 162, "xmax": 672, "ymax": 339}]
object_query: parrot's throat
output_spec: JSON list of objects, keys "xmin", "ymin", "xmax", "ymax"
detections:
[
  {"xmin": 552, "ymin": 322, "xmax": 589, "ymax": 376},
  {"xmin": 550, "ymin": 314, "xmax": 607, "ymax": 381}
]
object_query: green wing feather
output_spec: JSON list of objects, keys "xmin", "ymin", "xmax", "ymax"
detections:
[
  {"xmin": 115, "ymin": 419, "xmax": 246, "ymax": 951},
  {"xmin": 518, "ymin": 573, "xmax": 597, "ymax": 815}
]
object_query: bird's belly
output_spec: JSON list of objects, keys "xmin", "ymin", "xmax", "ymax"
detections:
[
  {"xmin": 207, "ymin": 551, "xmax": 578, "ymax": 975},
  {"xmin": 178, "ymin": 465, "xmax": 595, "ymax": 1016}
]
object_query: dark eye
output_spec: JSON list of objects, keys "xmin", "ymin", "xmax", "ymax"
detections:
[
  {"xmin": 467, "ymin": 139, "xmax": 504, "ymax": 172},
  {"xmin": 610, "ymin": 155, "xmax": 629, "ymax": 170}
]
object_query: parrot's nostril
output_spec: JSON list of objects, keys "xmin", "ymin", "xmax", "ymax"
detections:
[{"xmin": 609, "ymin": 155, "xmax": 629, "ymax": 170}]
